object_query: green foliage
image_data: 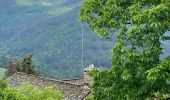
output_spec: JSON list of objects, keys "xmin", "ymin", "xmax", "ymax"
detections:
[
  {"xmin": 0, "ymin": 68, "xmax": 7, "ymax": 79},
  {"xmin": 147, "ymin": 57, "xmax": 170, "ymax": 80},
  {"xmin": 15, "ymin": 55, "xmax": 37, "ymax": 75},
  {"xmin": 0, "ymin": 80, "xmax": 62, "ymax": 100},
  {"xmin": 162, "ymin": 94, "xmax": 170, "ymax": 99},
  {"xmin": 86, "ymin": 96, "xmax": 94, "ymax": 100},
  {"xmin": 0, "ymin": 79, "xmax": 7, "ymax": 100},
  {"xmin": 80, "ymin": 0, "xmax": 170, "ymax": 100}
]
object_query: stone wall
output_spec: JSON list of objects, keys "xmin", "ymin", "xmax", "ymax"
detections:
[
  {"xmin": 8, "ymin": 72, "xmax": 91, "ymax": 100},
  {"xmin": 84, "ymin": 73, "xmax": 93, "ymax": 87},
  {"xmin": 62, "ymin": 79, "xmax": 84, "ymax": 85}
]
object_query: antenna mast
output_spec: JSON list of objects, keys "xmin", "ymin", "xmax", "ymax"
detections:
[{"xmin": 81, "ymin": 24, "xmax": 84, "ymax": 77}]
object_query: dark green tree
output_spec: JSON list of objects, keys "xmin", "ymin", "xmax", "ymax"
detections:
[
  {"xmin": 16, "ymin": 55, "xmax": 37, "ymax": 75},
  {"xmin": 80, "ymin": 0, "xmax": 170, "ymax": 99}
]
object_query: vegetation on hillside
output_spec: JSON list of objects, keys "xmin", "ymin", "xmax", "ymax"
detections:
[
  {"xmin": 15, "ymin": 55, "xmax": 37, "ymax": 75},
  {"xmin": 0, "ymin": 68, "xmax": 6, "ymax": 79},
  {"xmin": 80, "ymin": 0, "xmax": 170, "ymax": 99},
  {"xmin": 0, "ymin": 79, "xmax": 62, "ymax": 100},
  {"xmin": 0, "ymin": 56, "xmax": 8, "ymax": 68},
  {"xmin": 0, "ymin": 0, "xmax": 113, "ymax": 79},
  {"xmin": 5, "ymin": 55, "xmax": 37, "ymax": 76},
  {"xmin": 6, "ymin": 59, "xmax": 16, "ymax": 76}
]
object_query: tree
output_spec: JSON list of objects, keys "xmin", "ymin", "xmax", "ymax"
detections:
[
  {"xmin": 16, "ymin": 55, "xmax": 37, "ymax": 75},
  {"xmin": 80, "ymin": 0, "xmax": 170, "ymax": 99},
  {"xmin": 6, "ymin": 59, "xmax": 16, "ymax": 77}
]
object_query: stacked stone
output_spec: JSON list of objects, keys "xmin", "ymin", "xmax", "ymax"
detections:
[{"xmin": 8, "ymin": 72, "xmax": 91, "ymax": 100}]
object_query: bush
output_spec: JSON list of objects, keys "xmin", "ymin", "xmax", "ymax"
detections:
[
  {"xmin": 0, "ymin": 79, "xmax": 8, "ymax": 100},
  {"xmin": 86, "ymin": 96, "xmax": 94, "ymax": 100},
  {"xmin": 0, "ymin": 80, "xmax": 62, "ymax": 100}
]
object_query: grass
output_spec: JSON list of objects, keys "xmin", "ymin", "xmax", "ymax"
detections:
[{"xmin": 0, "ymin": 67, "xmax": 6, "ymax": 79}]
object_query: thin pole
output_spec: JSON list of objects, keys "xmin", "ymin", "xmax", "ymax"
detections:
[{"xmin": 81, "ymin": 24, "xmax": 84, "ymax": 78}]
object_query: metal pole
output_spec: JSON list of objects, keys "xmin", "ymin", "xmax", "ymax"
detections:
[{"xmin": 81, "ymin": 24, "xmax": 84, "ymax": 78}]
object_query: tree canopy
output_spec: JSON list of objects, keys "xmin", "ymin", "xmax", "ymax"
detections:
[{"xmin": 80, "ymin": 0, "xmax": 170, "ymax": 99}]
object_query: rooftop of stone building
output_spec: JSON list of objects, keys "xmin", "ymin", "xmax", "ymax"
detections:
[
  {"xmin": 62, "ymin": 78, "xmax": 85, "ymax": 85},
  {"xmin": 8, "ymin": 72, "xmax": 91, "ymax": 100},
  {"xmin": 83, "ymin": 64, "xmax": 95, "ymax": 72}
]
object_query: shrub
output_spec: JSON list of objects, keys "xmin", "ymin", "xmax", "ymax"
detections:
[
  {"xmin": 0, "ymin": 80, "xmax": 62, "ymax": 100},
  {"xmin": 86, "ymin": 96, "xmax": 94, "ymax": 100},
  {"xmin": 0, "ymin": 79, "xmax": 7, "ymax": 100}
]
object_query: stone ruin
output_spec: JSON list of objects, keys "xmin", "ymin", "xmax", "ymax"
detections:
[{"xmin": 8, "ymin": 65, "xmax": 95, "ymax": 100}]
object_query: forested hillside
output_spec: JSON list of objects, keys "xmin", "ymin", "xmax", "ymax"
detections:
[
  {"xmin": 0, "ymin": 0, "xmax": 113, "ymax": 79},
  {"xmin": 0, "ymin": 67, "xmax": 6, "ymax": 79}
]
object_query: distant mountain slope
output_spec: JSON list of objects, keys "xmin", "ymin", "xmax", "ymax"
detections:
[
  {"xmin": 0, "ymin": 56, "xmax": 8, "ymax": 68},
  {"xmin": 0, "ymin": 0, "xmax": 113, "ymax": 79},
  {"xmin": 0, "ymin": 67, "xmax": 6, "ymax": 79}
]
